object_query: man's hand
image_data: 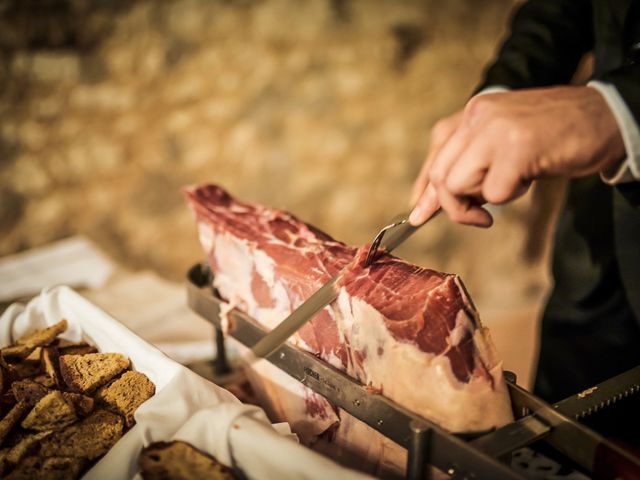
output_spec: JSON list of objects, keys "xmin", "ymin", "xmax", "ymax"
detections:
[{"xmin": 409, "ymin": 86, "xmax": 626, "ymax": 227}]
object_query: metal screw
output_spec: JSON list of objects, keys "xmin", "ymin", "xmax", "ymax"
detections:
[
  {"xmin": 353, "ymin": 399, "xmax": 361, "ymax": 407},
  {"xmin": 279, "ymin": 352, "xmax": 285, "ymax": 359},
  {"xmin": 377, "ymin": 419, "xmax": 384, "ymax": 426}
]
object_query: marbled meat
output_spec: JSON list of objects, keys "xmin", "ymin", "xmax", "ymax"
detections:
[{"xmin": 185, "ymin": 184, "xmax": 512, "ymax": 455}]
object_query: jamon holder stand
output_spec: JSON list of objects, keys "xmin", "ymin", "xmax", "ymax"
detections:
[{"xmin": 186, "ymin": 262, "xmax": 640, "ymax": 480}]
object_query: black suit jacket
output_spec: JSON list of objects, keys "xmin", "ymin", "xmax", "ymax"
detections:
[
  {"xmin": 477, "ymin": 0, "xmax": 640, "ymax": 324},
  {"xmin": 479, "ymin": 0, "xmax": 639, "ymax": 123}
]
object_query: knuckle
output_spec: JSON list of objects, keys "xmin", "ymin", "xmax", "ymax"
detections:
[
  {"xmin": 445, "ymin": 175, "xmax": 462, "ymax": 194},
  {"xmin": 465, "ymin": 95, "xmax": 492, "ymax": 119},
  {"xmin": 431, "ymin": 120, "xmax": 450, "ymax": 143},
  {"xmin": 507, "ymin": 124, "xmax": 533, "ymax": 147},
  {"xmin": 482, "ymin": 185, "xmax": 508, "ymax": 205},
  {"xmin": 429, "ymin": 168, "xmax": 445, "ymax": 186}
]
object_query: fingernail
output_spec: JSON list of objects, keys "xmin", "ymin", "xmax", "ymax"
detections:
[{"xmin": 409, "ymin": 205, "xmax": 423, "ymax": 225}]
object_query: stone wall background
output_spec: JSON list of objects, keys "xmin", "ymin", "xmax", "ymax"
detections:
[{"xmin": 0, "ymin": 0, "xmax": 561, "ymax": 335}]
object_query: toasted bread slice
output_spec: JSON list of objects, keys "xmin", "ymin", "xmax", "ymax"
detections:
[
  {"xmin": 11, "ymin": 380, "xmax": 48, "ymax": 407},
  {"xmin": 5, "ymin": 430, "xmax": 51, "ymax": 465},
  {"xmin": 39, "ymin": 409, "xmax": 123, "ymax": 460},
  {"xmin": 139, "ymin": 441, "xmax": 236, "ymax": 480},
  {"xmin": 0, "ymin": 366, "xmax": 5, "ymax": 395},
  {"xmin": 96, "ymin": 371, "xmax": 155, "ymax": 427},
  {"xmin": 41, "ymin": 347, "xmax": 62, "ymax": 389},
  {"xmin": 5, "ymin": 455, "xmax": 85, "ymax": 480},
  {"xmin": 5, "ymin": 360, "xmax": 41, "ymax": 383},
  {"xmin": 0, "ymin": 447, "xmax": 11, "ymax": 477},
  {"xmin": 58, "ymin": 344, "xmax": 98, "ymax": 356},
  {"xmin": 0, "ymin": 402, "xmax": 29, "ymax": 446},
  {"xmin": 0, "ymin": 346, "xmax": 35, "ymax": 364},
  {"xmin": 25, "ymin": 348, "xmax": 41, "ymax": 363},
  {"xmin": 0, "ymin": 391, "xmax": 16, "ymax": 410},
  {"xmin": 59, "ymin": 354, "xmax": 130, "ymax": 394},
  {"xmin": 62, "ymin": 393, "xmax": 94, "ymax": 417},
  {"xmin": 21, "ymin": 391, "xmax": 76, "ymax": 432},
  {"xmin": 32, "ymin": 374, "xmax": 56, "ymax": 389},
  {"xmin": 53, "ymin": 339, "xmax": 75, "ymax": 348},
  {"xmin": 16, "ymin": 320, "xmax": 67, "ymax": 349}
]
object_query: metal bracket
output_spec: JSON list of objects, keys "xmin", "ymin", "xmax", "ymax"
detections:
[
  {"xmin": 186, "ymin": 263, "xmax": 521, "ymax": 479},
  {"xmin": 407, "ymin": 420, "xmax": 432, "ymax": 480},
  {"xmin": 186, "ymin": 262, "xmax": 640, "ymax": 479}
]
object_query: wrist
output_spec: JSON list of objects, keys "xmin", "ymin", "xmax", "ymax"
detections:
[
  {"xmin": 590, "ymin": 87, "xmax": 626, "ymax": 170},
  {"xmin": 587, "ymin": 81, "xmax": 640, "ymax": 183}
]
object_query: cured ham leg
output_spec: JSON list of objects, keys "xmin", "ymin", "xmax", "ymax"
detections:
[{"xmin": 185, "ymin": 184, "xmax": 513, "ymax": 474}]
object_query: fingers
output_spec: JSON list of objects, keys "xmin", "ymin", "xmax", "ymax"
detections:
[
  {"xmin": 443, "ymin": 126, "xmax": 531, "ymax": 205},
  {"xmin": 409, "ymin": 122, "xmax": 470, "ymax": 225},
  {"xmin": 482, "ymin": 162, "xmax": 532, "ymax": 205},
  {"xmin": 443, "ymin": 142, "xmax": 491, "ymax": 198},
  {"xmin": 411, "ymin": 132, "xmax": 523, "ymax": 228},
  {"xmin": 409, "ymin": 184, "xmax": 439, "ymax": 225},
  {"xmin": 410, "ymin": 122, "xmax": 484, "ymax": 227},
  {"xmin": 409, "ymin": 103, "xmax": 531, "ymax": 228},
  {"xmin": 410, "ymin": 112, "xmax": 463, "ymax": 206},
  {"xmin": 434, "ymin": 183, "xmax": 493, "ymax": 227},
  {"xmin": 427, "ymin": 124, "xmax": 471, "ymax": 193},
  {"xmin": 410, "ymin": 158, "xmax": 433, "ymax": 208},
  {"xmin": 409, "ymin": 177, "xmax": 493, "ymax": 228},
  {"xmin": 426, "ymin": 127, "xmax": 495, "ymax": 227}
]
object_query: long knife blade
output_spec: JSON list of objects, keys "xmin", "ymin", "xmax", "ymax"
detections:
[
  {"xmin": 554, "ymin": 364, "xmax": 640, "ymax": 420},
  {"xmin": 250, "ymin": 215, "xmax": 418, "ymax": 359},
  {"xmin": 510, "ymin": 381, "xmax": 640, "ymax": 479},
  {"xmin": 478, "ymin": 377, "xmax": 640, "ymax": 478}
]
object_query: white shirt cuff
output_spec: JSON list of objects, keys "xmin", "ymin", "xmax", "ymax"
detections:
[
  {"xmin": 588, "ymin": 80, "xmax": 640, "ymax": 184},
  {"xmin": 475, "ymin": 85, "xmax": 511, "ymax": 97}
]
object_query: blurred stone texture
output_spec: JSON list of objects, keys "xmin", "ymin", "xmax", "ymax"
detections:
[{"xmin": 0, "ymin": 0, "xmax": 560, "ymax": 370}]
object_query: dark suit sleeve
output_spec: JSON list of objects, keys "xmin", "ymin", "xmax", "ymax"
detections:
[{"xmin": 476, "ymin": 0, "xmax": 594, "ymax": 92}]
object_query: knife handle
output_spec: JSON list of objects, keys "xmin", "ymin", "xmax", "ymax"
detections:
[{"xmin": 594, "ymin": 442, "xmax": 640, "ymax": 480}]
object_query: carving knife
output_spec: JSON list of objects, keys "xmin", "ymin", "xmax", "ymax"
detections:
[
  {"xmin": 512, "ymin": 377, "xmax": 640, "ymax": 478},
  {"xmin": 250, "ymin": 213, "xmax": 422, "ymax": 360},
  {"xmin": 554, "ymin": 364, "xmax": 640, "ymax": 420},
  {"xmin": 474, "ymin": 368, "xmax": 640, "ymax": 478}
]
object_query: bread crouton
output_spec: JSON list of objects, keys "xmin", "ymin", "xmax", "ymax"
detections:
[
  {"xmin": 0, "ymin": 402, "xmax": 29, "ymax": 446},
  {"xmin": 21, "ymin": 391, "xmax": 76, "ymax": 432},
  {"xmin": 41, "ymin": 348, "xmax": 62, "ymax": 389},
  {"xmin": 96, "ymin": 371, "xmax": 155, "ymax": 427},
  {"xmin": 5, "ymin": 455, "xmax": 85, "ymax": 480},
  {"xmin": 5, "ymin": 360, "xmax": 42, "ymax": 383},
  {"xmin": 59, "ymin": 353, "xmax": 130, "ymax": 394},
  {"xmin": 16, "ymin": 320, "xmax": 67, "ymax": 349},
  {"xmin": 58, "ymin": 344, "xmax": 98, "ymax": 356},
  {"xmin": 139, "ymin": 441, "xmax": 236, "ymax": 480},
  {"xmin": 31, "ymin": 374, "xmax": 56, "ymax": 388},
  {"xmin": 11, "ymin": 380, "xmax": 48, "ymax": 406},
  {"xmin": 0, "ymin": 346, "xmax": 35, "ymax": 364},
  {"xmin": 62, "ymin": 393, "xmax": 94, "ymax": 417},
  {"xmin": 39, "ymin": 409, "xmax": 123, "ymax": 460},
  {"xmin": 5, "ymin": 431, "xmax": 51, "ymax": 465}
]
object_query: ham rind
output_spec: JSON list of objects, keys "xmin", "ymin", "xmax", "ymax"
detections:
[{"xmin": 184, "ymin": 184, "xmax": 513, "ymax": 443}]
